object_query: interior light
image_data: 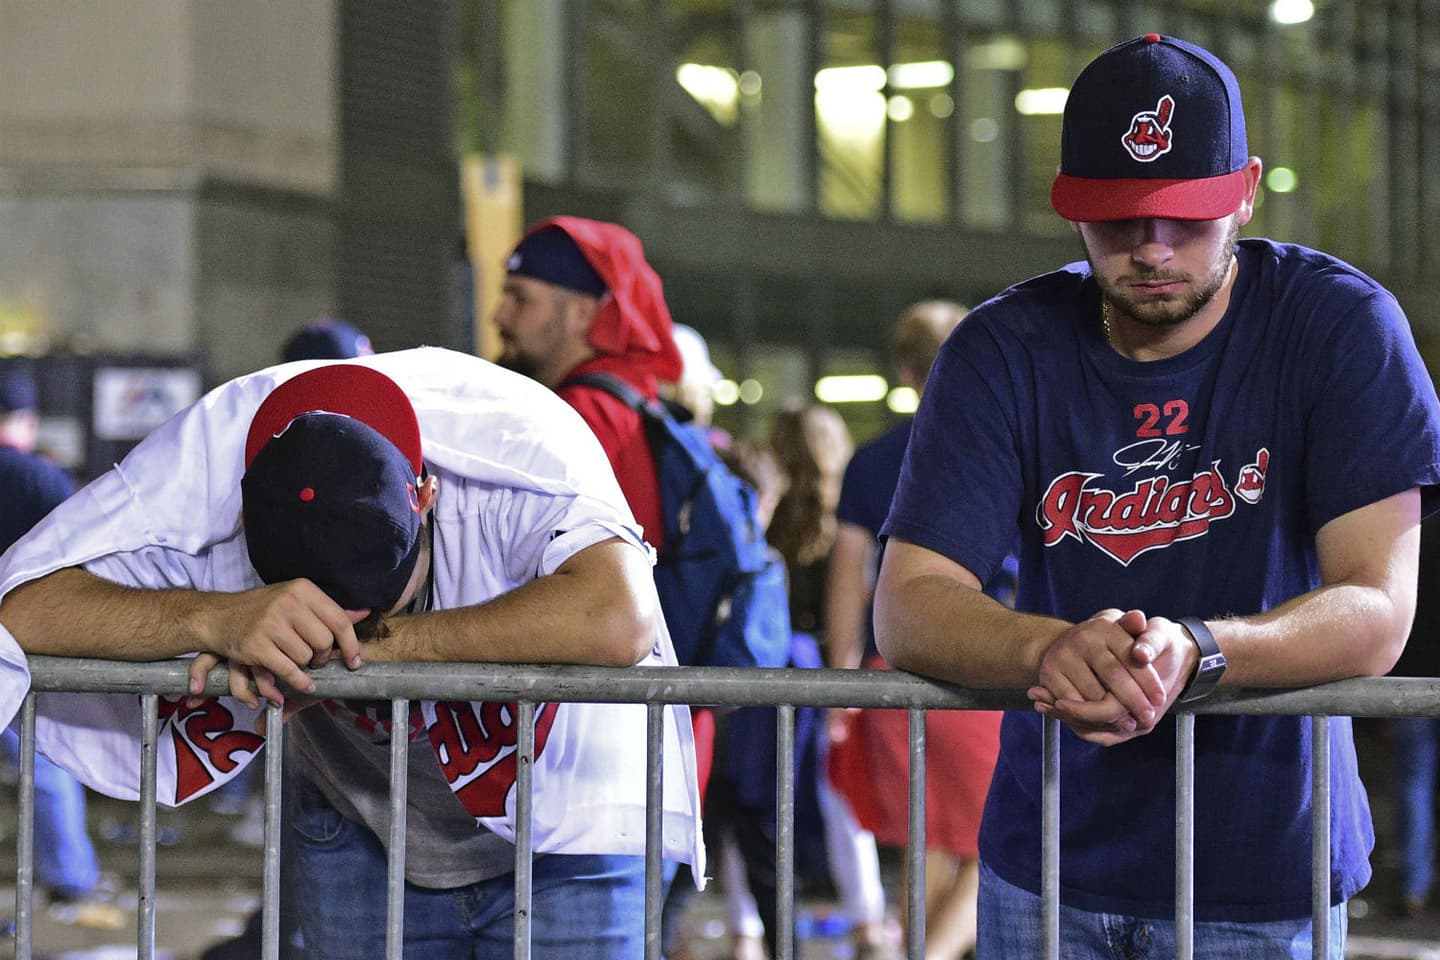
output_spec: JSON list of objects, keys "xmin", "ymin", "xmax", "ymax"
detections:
[
  {"xmin": 887, "ymin": 387, "xmax": 919, "ymax": 414},
  {"xmin": 713, "ymin": 379, "xmax": 741, "ymax": 406},
  {"xmin": 1265, "ymin": 167, "xmax": 1299, "ymax": 193},
  {"xmin": 971, "ymin": 117, "xmax": 999, "ymax": 142},
  {"xmin": 814, "ymin": 65, "xmax": 887, "ymax": 94},
  {"xmin": 676, "ymin": 63, "xmax": 740, "ymax": 125},
  {"xmin": 929, "ymin": 93, "xmax": 955, "ymax": 119},
  {"xmin": 887, "ymin": 95, "xmax": 915, "ymax": 122},
  {"xmin": 888, "ymin": 60, "xmax": 954, "ymax": 90},
  {"xmin": 738, "ymin": 70, "xmax": 762, "ymax": 97},
  {"xmin": 1269, "ymin": 0, "xmax": 1314, "ymax": 24},
  {"xmin": 967, "ymin": 37, "xmax": 1028, "ymax": 72},
  {"xmin": 738, "ymin": 379, "xmax": 764, "ymax": 405},
  {"xmin": 814, "ymin": 375, "xmax": 889, "ymax": 404},
  {"xmin": 1015, "ymin": 87, "xmax": 1069, "ymax": 116}
]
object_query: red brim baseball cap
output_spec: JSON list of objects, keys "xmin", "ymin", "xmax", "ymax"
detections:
[
  {"xmin": 245, "ymin": 365, "xmax": 421, "ymax": 475},
  {"xmin": 1051, "ymin": 169, "xmax": 1250, "ymax": 223},
  {"xmin": 1050, "ymin": 34, "xmax": 1250, "ymax": 223},
  {"xmin": 242, "ymin": 364, "xmax": 425, "ymax": 612}
]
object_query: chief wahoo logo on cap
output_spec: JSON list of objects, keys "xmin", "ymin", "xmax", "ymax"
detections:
[{"xmin": 1122, "ymin": 94, "xmax": 1175, "ymax": 163}]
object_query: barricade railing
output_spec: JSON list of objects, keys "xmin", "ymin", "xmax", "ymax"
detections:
[{"xmin": 15, "ymin": 656, "xmax": 1440, "ymax": 960}]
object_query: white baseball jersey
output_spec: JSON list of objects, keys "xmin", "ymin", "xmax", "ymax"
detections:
[{"xmin": 0, "ymin": 347, "xmax": 704, "ymax": 872}]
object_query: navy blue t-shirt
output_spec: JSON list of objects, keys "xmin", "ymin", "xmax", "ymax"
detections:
[
  {"xmin": 883, "ymin": 238, "xmax": 1440, "ymax": 921},
  {"xmin": 0, "ymin": 445, "xmax": 75, "ymax": 553}
]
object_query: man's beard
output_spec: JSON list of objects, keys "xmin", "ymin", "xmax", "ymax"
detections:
[
  {"xmin": 1095, "ymin": 219, "xmax": 1239, "ymax": 329},
  {"xmin": 496, "ymin": 348, "xmax": 539, "ymax": 381}
]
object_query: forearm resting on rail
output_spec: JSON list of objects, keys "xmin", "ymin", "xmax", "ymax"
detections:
[{"xmin": 874, "ymin": 539, "xmax": 1065, "ymax": 687}]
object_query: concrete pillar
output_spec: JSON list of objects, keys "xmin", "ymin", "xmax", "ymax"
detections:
[{"xmin": 0, "ymin": 0, "xmax": 338, "ymax": 381}]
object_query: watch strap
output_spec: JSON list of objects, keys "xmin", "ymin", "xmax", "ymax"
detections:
[{"xmin": 1177, "ymin": 616, "xmax": 1226, "ymax": 703}]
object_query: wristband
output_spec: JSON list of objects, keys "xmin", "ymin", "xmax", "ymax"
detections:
[{"xmin": 1176, "ymin": 616, "xmax": 1226, "ymax": 703}]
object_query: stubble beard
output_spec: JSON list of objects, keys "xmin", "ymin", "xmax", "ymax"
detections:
[
  {"xmin": 496, "ymin": 348, "xmax": 540, "ymax": 381},
  {"xmin": 1096, "ymin": 220, "xmax": 1240, "ymax": 330}
]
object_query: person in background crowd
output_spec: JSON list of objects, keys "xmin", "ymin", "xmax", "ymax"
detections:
[
  {"xmin": 281, "ymin": 317, "xmax": 374, "ymax": 364},
  {"xmin": 767, "ymin": 402, "xmax": 852, "ymax": 637},
  {"xmin": 0, "ymin": 358, "xmax": 123, "ymax": 931},
  {"xmin": 490, "ymin": 216, "xmax": 704, "ymax": 953},
  {"xmin": 665, "ymin": 322, "xmax": 732, "ymax": 450},
  {"xmin": 874, "ymin": 34, "xmax": 1440, "ymax": 956},
  {"xmin": 492, "ymin": 216, "xmax": 681, "ymax": 565},
  {"xmin": 826, "ymin": 300, "xmax": 1003, "ymax": 960},
  {"xmin": 702, "ymin": 437, "xmax": 792, "ymax": 960},
  {"xmin": 760, "ymin": 408, "xmax": 892, "ymax": 960}
]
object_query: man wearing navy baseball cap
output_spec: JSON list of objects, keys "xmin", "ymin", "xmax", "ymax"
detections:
[
  {"xmin": 0, "ymin": 349, "xmax": 705, "ymax": 958},
  {"xmin": 875, "ymin": 34, "xmax": 1440, "ymax": 955}
]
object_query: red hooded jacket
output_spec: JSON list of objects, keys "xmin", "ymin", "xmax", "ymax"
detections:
[{"xmin": 525, "ymin": 216, "xmax": 683, "ymax": 550}]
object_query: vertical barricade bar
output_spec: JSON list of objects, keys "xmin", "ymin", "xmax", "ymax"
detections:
[
  {"xmin": 775, "ymin": 704, "xmax": 796, "ymax": 960},
  {"xmin": 15, "ymin": 694, "xmax": 36, "ymax": 959},
  {"xmin": 262, "ymin": 703, "xmax": 285, "ymax": 960},
  {"xmin": 906, "ymin": 708, "xmax": 926, "ymax": 960},
  {"xmin": 139, "ymin": 693, "xmax": 160, "ymax": 960},
  {"xmin": 1175, "ymin": 712, "xmax": 1196, "ymax": 960},
  {"xmin": 1042, "ymin": 716, "xmax": 1060, "ymax": 960},
  {"xmin": 645, "ymin": 703, "xmax": 665, "ymax": 960},
  {"xmin": 515, "ymin": 700, "xmax": 537, "ymax": 960},
  {"xmin": 386, "ymin": 698, "xmax": 410, "ymax": 960},
  {"xmin": 1311, "ymin": 716, "xmax": 1330, "ymax": 960}
]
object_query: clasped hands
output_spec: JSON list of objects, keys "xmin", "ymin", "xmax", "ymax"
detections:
[{"xmin": 1027, "ymin": 608, "xmax": 1200, "ymax": 746}]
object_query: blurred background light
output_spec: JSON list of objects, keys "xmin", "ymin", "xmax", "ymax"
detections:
[{"xmin": 815, "ymin": 374, "xmax": 889, "ymax": 404}]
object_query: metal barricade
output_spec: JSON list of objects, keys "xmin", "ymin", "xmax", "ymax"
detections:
[{"xmin": 12, "ymin": 657, "xmax": 1438, "ymax": 960}]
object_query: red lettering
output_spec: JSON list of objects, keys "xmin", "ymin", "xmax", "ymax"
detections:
[
  {"xmin": 1037, "ymin": 473, "xmax": 1090, "ymax": 545},
  {"xmin": 159, "ymin": 698, "xmax": 263, "ymax": 803},
  {"xmin": 1133, "ymin": 400, "xmax": 1190, "ymax": 437},
  {"xmin": 1163, "ymin": 400, "xmax": 1189, "ymax": 435},
  {"xmin": 451, "ymin": 702, "xmax": 559, "ymax": 819},
  {"xmin": 1134, "ymin": 403, "xmax": 1162, "ymax": 438}
]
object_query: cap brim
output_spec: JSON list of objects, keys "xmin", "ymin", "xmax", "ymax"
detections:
[
  {"xmin": 245, "ymin": 364, "xmax": 422, "ymax": 475},
  {"xmin": 1051, "ymin": 169, "xmax": 1248, "ymax": 222}
]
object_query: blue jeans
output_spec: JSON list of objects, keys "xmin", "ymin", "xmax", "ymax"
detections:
[
  {"xmin": 0, "ymin": 727, "xmax": 100, "ymax": 898},
  {"xmin": 288, "ymin": 776, "xmax": 647, "ymax": 960},
  {"xmin": 1389, "ymin": 716, "xmax": 1439, "ymax": 899},
  {"xmin": 976, "ymin": 861, "xmax": 1347, "ymax": 959}
]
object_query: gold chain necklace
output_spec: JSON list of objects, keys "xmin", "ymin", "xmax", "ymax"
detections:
[{"xmin": 1101, "ymin": 297, "xmax": 1113, "ymax": 346}]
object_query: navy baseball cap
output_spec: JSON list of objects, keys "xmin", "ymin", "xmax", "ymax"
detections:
[
  {"xmin": 0, "ymin": 359, "xmax": 38, "ymax": 414},
  {"xmin": 282, "ymin": 318, "xmax": 374, "ymax": 363},
  {"xmin": 1051, "ymin": 34, "xmax": 1250, "ymax": 222},
  {"xmin": 242, "ymin": 365, "xmax": 425, "ymax": 612},
  {"xmin": 506, "ymin": 226, "xmax": 608, "ymax": 297}
]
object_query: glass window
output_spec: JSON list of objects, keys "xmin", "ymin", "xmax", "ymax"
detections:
[
  {"xmin": 669, "ymin": 0, "xmax": 745, "ymax": 205},
  {"xmin": 890, "ymin": 1, "xmax": 952, "ymax": 223},
  {"xmin": 817, "ymin": 3, "xmax": 884, "ymax": 220},
  {"xmin": 746, "ymin": 0, "xmax": 812, "ymax": 213},
  {"xmin": 958, "ymin": 32, "xmax": 1023, "ymax": 229},
  {"xmin": 577, "ymin": 0, "xmax": 653, "ymax": 188},
  {"xmin": 489, "ymin": 0, "xmax": 568, "ymax": 182},
  {"xmin": 1017, "ymin": 37, "xmax": 1070, "ymax": 234},
  {"xmin": 956, "ymin": 0, "xmax": 1007, "ymax": 30}
]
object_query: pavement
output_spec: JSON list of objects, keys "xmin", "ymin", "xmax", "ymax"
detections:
[{"xmin": 0, "ymin": 716, "xmax": 1436, "ymax": 958}]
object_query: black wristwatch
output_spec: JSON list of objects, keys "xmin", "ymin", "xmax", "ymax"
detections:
[{"xmin": 1177, "ymin": 616, "xmax": 1226, "ymax": 703}]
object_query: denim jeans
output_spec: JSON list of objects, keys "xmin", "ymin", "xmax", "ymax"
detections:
[
  {"xmin": 1, "ymin": 727, "xmax": 100, "ymax": 898},
  {"xmin": 976, "ymin": 861, "xmax": 1347, "ymax": 959},
  {"xmin": 288, "ymin": 776, "xmax": 647, "ymax": 960},
  {"xmin": 1389, "ymin": 716, "xmax": 1439, "ymax": 900}
]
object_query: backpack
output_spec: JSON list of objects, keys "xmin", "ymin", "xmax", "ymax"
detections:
[{"xmin": 565, "ymin": 372, "xmax": 791, "ymax": 668}]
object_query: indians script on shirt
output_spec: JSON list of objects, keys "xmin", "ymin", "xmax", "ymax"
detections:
[
  {"xmin": 1036, "ymin": 402, "xmax": 1269, "ymax": 565},
  {"xmin": 157, "ymin": 695, "xmax": 554, "ymax": 817}
]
